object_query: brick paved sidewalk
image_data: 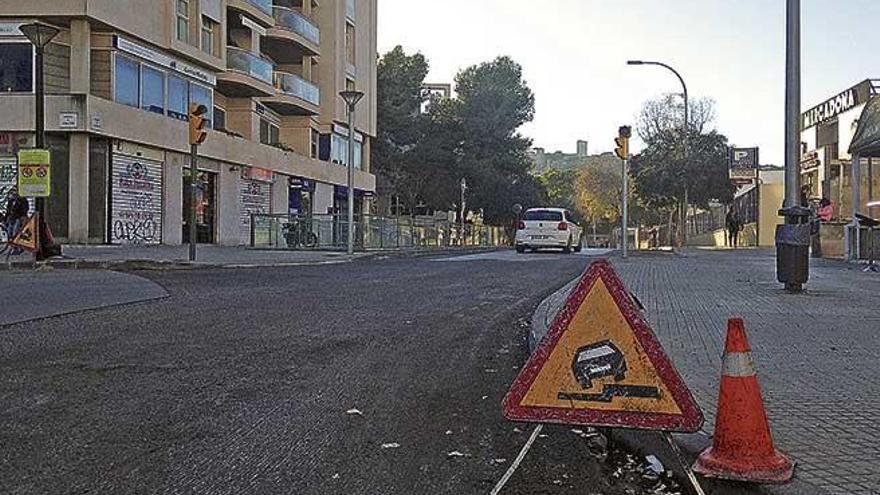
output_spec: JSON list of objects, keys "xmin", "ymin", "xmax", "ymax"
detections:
[{"xmin": 533, "ymin": 248, "xmax": 880, "ymax": 495}]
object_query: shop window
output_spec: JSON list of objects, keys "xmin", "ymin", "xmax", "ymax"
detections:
[
  {"xmin": 214, "ymin": 106, "xmax": 226, "ymax": 131},
  {"xmin": 190, "ymin": 83, "xmax": 213, "ymax": 128},
  {"xmin": 177, "ymin": 0, "xmax": 190, "ymax": 44},
  {"xmin": 114, "ymin": 55, "xmax": 140, "ymax": 108},
  {"xmin": 141, "ymin": 65, "xmax": 165, "ymax": 114},
  {"xmin": 0, "ymin": 43, "xmax": 33, "ymax": 92},
  {"xmin": 168, "ymin": 74, "xmax": 189, "ymax": 121}
]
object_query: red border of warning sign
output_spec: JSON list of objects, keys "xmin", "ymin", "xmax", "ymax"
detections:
[{"xmin": 502, "ymin": 259, "xmax": 704, "ymax": 432}]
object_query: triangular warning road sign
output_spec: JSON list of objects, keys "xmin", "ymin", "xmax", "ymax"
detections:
[
  {"xmin": 10, "ymin": 214, "xmax": 39, "ymax": 253},
  {"xmin": 503, "ymin": 259, "xmax": 703, "ymax": 432}
]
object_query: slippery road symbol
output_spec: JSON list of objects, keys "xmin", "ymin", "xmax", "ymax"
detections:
[{"xmin": 562, "ymin": 340, "xmax": 660, "ymax": 403}]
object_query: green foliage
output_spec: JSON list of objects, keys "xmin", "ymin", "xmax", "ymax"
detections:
[
  {"xmin": 540, "ymin": 168, "xmax": 580, "ymax": 220},
  {"xmin": 374, "ymin": 51, "xmax": 543, "ymax": 224},
  {"xmin": 576, "ymin": 160, "xmax": 623, "ymax": 226}
]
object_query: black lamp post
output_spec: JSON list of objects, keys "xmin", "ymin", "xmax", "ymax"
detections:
[
  {"xmin": 339, "ymin": 90, "xmax": 365, "ymax": 255},
  {"xmin": 20, "ymin": 22, "xmax": 60, "ymax": 245}
]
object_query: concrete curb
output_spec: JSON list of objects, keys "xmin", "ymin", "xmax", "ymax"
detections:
[
  {"xmin": 0, "ymin": 247, "xmax": 504, "ymax": 272},
  {"xmin": 527, "ymin": 276, "xmax": 826, "ymax": 495}
]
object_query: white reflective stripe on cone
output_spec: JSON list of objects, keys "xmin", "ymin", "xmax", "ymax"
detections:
[{"xmin": 721, "ymin": 352, "xmax": 756, "ymax": 378}]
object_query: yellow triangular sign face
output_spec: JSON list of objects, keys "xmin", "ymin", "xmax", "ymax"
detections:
[
  {"xmin": 11, "ymin": 215, "xmax": 39, "ymax": 252},
  {"xmin": 520, "ymin": 277, "xmax": 682, "ymax": 415},
  {"xmin": 502, "ymin": 259, "xmax": 703, "ymax": 432}
]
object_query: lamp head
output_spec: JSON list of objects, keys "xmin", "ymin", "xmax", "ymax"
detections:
[
  {"xmin": 20, "ymin": 22, "xmax": 60, "ymax": 49},
  {"xmin": 339, "ymin": 90, "xmax": 365, "ymax": 107},
  {"xmin": 627, "ymin": 60, "xmax": 645, "ymax": 66}
]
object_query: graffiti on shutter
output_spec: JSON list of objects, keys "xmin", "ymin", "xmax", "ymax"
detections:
[{"xmin": 111, "ymin": 155, "xmax": 163, "ymax": 245}]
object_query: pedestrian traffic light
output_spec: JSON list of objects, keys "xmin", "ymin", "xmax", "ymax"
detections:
[
  {"xmin": 189, "ymin": 104, "xmax": 208, "ymax": 146},
  {"xmin": 615, "ymin": 126, "xmax": 631, "ymax": 160}
]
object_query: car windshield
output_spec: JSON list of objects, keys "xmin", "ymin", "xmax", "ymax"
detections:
[
  {"xmin": 577, "ymin": 346, "xmax": 616, "ymax": 361},
  {"xmin": 523, "ymin": 210, "xmax": 563, "ymax": 222}
]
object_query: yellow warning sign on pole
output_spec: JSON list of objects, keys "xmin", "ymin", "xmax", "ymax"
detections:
[
  {"xmin": 17, "ymin": 149, "xmax": 51, "ymax": 197},
  {"xmin": 503, "ymin": 259, "xmax": 703, "ymax": 432},
  {"xmin": 10, "ymin": 214, "xmax": 39, "ymax": 253}
]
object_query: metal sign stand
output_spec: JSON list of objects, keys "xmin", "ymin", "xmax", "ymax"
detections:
[{"xmin": 663, "ymin": 432, "xmax": 706, "ymax": 495}]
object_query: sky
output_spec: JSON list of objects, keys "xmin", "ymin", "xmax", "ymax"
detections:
[{"xmin": 377, "ymin": 0, "xmax": 880, "ymax": 165}]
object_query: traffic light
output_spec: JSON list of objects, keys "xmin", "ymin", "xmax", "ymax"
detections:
[
  {"xmin": 189, "ymin": 104, "xmax": 208, "ymax": 146},
  {"xmin": 615, "ymin": 125, "xmax": 631, "ymax": 160}
]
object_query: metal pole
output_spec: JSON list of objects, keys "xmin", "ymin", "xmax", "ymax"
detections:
[
  {"xmin": 460, "ymin": 178, "xmax": 466, "ymax": 246},
  {"xmin": 622, "ymin": 157, "xmax": 629, "ymax": 258},
  {"xmin": 784, "ymin": 0, "xmax": 801, "ymax": 209},
  {"xmin": 346, "ymin": 104, "xmax": 355, "ymax": 255},
  {"xmin": 189, "ymin": 144, "xmax": 198, "ymax": 261},
  {"xmin": 682, "ymin": 84, "xmax": 689, "ymax": 247},
  {"xmin": 34, "ymin": 45, "xmax": 46, "ymax": 261}
]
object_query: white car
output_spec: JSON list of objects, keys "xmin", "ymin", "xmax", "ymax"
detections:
[{"xmin": 515, "ymin": 208, "xmax": 583, "ymax": 254}]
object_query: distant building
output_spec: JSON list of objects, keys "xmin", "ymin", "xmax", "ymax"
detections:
[
  {"xmin": 529, "ymin": 140, "xmax": 611, "ymax": 174},
  {"xmin": 421, "ymin": 83, "xmax": 452, "ymax": 114}
]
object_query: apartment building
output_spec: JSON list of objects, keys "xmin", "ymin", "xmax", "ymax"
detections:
[{"xmin": 0, "ymin": 0, "xmax": 377, "ymax": 246}]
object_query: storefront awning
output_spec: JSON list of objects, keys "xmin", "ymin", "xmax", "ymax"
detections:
[{"xmin": 850, "ymin": 96, "xmax": 880, "ymax": 157}]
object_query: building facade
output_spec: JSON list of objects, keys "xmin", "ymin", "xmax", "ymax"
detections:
[{"xmin": 0, "ymin": 0, "xmax": 377, "ymax": 246}]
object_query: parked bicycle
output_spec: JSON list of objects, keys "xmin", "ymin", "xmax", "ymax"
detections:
[{"xmin": 283, "ymin": 218, "xmax": 318, "ymax": 249}]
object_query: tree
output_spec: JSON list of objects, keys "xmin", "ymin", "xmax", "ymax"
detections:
[
  {"xmin": 373, "ymin": 46, "xmax": 430, "ymax": 213},
  {"xmin": 453, "ymin": 56, "xmax": 540, "ymax": 224},
  {"xmin": 576, "ymin": 158, "xmax": 624, "ymax": 228},
  {"xmin": 629, "ymin": 95, "xmax": 734, "ymax": 240},
  {"xmin": 540, "ymin": 168, "xmax": 580, "ymax": 220}
]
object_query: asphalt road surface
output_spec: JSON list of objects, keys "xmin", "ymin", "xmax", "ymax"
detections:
[{"xmin": 0, "ymin": 249, "xmax": 657, "ymax": 495}]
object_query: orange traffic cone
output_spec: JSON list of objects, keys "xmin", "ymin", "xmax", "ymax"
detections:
[{"xmin": 693, "ymin": 318, "xmax": 794, "ymax": 483}]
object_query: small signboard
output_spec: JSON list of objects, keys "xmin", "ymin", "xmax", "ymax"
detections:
[
  {"xmin": 729, "ymin": 147, "xmax": 759, "ymax": 182},
  {"xmin": 17, "ymin": 149, "xmax": 51, "ymax": 197},
  {"xmin": 10, "ymin": 214, "xmax": 39, "ymax": 252},
  {"xmin": 502, "ymin": 259, "xmax": 703, "ymax": 432}
]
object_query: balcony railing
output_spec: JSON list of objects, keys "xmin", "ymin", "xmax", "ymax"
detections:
[
  {"xmin": 273, "ymin": 71, "xmax": 320, "ymax": 106},
  {"xmin": 226, "ymin": 46, "xmax": 273, "ymax": 85},
  {"xmin": 272, "ymin": 6, "xmax": 320, "ymax": 45},
  {"xmin": 242, "ymin": 0, "xmax": 273, "ymax": 16}
]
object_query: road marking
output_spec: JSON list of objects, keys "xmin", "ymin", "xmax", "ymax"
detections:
[
  {"xmin": 433, "ymin": 249, "xmax": 614, "ymax": 263},
  {"xmin": 489, "ymin": 424, "xmax": 543, "ymax": 495}
]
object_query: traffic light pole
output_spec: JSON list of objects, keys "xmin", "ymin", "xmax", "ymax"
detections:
[
  {"xmin": 622, "ymin": 156, "xmax": 629, "ymax": 258},
  {"xmin": 189, "ymin": 144, "xmax": 198, "ymax": 261}
]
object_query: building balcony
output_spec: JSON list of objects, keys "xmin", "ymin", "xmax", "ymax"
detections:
[
  {"xmin": 262, "ymin": 71, "xmax": 320, "ymax": 116},
  {"xmin": 216, "ymin": 47, "xmax": 275, "ymax": 98},
  {"xmin": 263, "ymin": 6, "xmax": 320, "ymax": 62},
  {"xmin": 227, "ymin": 0, "xmax": 275, "ymax": 26}
]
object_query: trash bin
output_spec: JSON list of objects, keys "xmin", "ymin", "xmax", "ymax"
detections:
[{"xmin": 776, "ymin": 207, "xmax": 812, "ymax": 289}]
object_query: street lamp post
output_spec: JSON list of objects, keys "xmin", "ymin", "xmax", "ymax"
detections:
[
  {"xmin": 627, "ymin": 60, "xmax": 689, "ymax": 247},
  {"xmin": 21, "ymin": 22, "xmax": 60, "ymax": 259},
  {"xmin": 460, "ymin": 178, "xmax": 467, "ymax": 246},
  {"xmin": 340, "ymin": 90, "xmax": 365, "ymax": 256}
]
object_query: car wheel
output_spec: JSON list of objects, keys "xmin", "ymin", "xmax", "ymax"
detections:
[
  {"xmin": 562, "ymin": 237, "xmax": 572, "ymax": 254},
  {"xmin": 515, "ymin": 245, "xmax": 526, "ymax": 254},
  {"xmin": 574, "ymin": 238, "xmax": 583, "ymax": 253}
]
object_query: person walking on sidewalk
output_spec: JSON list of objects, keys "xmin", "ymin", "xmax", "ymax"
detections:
[
  {"xmin": 4, "ymin": 187, "xmax": 29, "ymax": 254},
  {"xmin": 726, "ymin": 207, "xmax": 741, "ymax": 249}
]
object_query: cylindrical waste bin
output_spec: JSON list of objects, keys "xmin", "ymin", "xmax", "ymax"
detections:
[{"xmin": 776, "ymin": 206, "xmax": 812, "ymax": 290}]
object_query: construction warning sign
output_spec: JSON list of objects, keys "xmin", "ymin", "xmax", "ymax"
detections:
[
  {"xmin": 502, "ymin": 259, "xmax": 703, "ymax": 432},
  {"xmin": 10, "ymin": 214, "xmax": 39, "ymax": 253},
  {"xmin": 17, "ymin": 149, "xmax": 51, "ymax": 197}
]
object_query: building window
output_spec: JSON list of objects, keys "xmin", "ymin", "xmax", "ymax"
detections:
[
  {"xmin": 310, "ymin": 129, "xmax": 319, "ymax": 159},
  {"xmin": 141, "ymin": 65, "xmax": 165, "ymax": 114},
  {"xmin": 114, "ymin": 55, "xmax": 140, "ymax": 108},
  {"xmin": 345, "ymin": 23, "xmax": 356, "ymax": 66},
  {"xmin": 201, "ymin": 17, "xmax": 216, "ymax": 55},
  {"xmin": 190, "ymin": 83, "xmax": 213, "ymax": 128},
  {"xmin": 177, "ymin": 0, "xmax": 190, "ymax": 43},
  {"xmin": 168, "ymin": 74, "xmax": 189, "ymax": 121},
  {"xmin": 0, "ymin": 43, "xmax": 33, "ymax": 92},
  {"xmin": 214, "ymin": 106, "xmax": 226, "ymax": 131},
  {"xmin": 260, "ymin": 118, "xmax": 279, "ymax": 145}
]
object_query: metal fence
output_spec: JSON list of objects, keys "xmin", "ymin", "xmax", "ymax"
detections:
[{"xmin": 251, "ymin": 214, "xmax": 509, "ymax": 251}]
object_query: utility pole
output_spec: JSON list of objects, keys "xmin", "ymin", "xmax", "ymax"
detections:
[
  {"xmin": 616, "ymin": 126, "xmax": 632, "ymax": 257},
  {"xmin": 188, "ymin": 104, "xmax": 208, "ymax": 261}
]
